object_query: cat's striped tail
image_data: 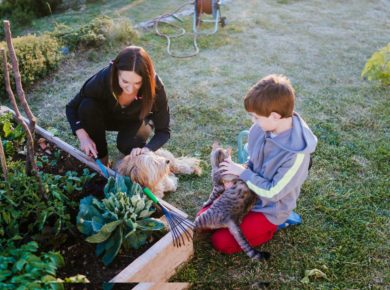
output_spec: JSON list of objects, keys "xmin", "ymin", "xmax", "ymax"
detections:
[{"xmin": 227, "ymin": 220, "xmax": 271, "ymax": 261}]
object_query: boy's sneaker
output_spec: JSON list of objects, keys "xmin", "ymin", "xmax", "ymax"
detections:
[{"xmin": 277, "ymin": 211, "xmax": 302, "ymax": 230}]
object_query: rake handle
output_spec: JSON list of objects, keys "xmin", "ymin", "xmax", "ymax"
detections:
[{"xmin": 142, "ymin": 187, "xmax": 160, "ymax": 204}]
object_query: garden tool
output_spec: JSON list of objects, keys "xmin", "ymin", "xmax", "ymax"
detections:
[
  {"xmin": 94, "ymin": 158, "xmax": 194, "ymax": 247},
  {"xmin": 142, "ymin": 187, "xmax": 194, "ymax": 247}
]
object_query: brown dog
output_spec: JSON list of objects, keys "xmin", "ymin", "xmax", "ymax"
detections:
[{"xmin": 117, "ymin": 148, "xmax": 201, "ymax": 198}]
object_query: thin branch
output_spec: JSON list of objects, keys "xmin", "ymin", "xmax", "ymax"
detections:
[
  {"xmin": 1, "ymin": 48, "xmax": 47, "ymax": 201},
  {"xmin": 3, "ymin": 20, "xmax": 36, "ymax": 133},
  {"xmin": 0, "ymin": 136, "xmax": 7, "ymax": 179}
]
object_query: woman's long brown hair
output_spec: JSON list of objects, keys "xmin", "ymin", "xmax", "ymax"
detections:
[{"xmin": 111, "ymin": 46, "xmax": 156, "ymax": 120}]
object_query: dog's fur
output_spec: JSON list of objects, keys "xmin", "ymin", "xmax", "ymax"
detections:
[{"xmin": 117, "ymin": 148, "xmax": 202, "ymax": 198}]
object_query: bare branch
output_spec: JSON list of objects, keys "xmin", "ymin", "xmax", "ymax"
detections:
[{"xmin": 1, "ymin": 48, "xmax": 47, "ymax": 200}]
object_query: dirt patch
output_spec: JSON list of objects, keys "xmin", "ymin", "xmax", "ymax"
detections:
[{"xmin": 57, "ymin": 230, "xmax": 163, "ymax": 285}]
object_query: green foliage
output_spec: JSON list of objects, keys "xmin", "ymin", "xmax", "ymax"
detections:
[
  {"xmin": 50, "ymin": 15, "xmax": 138, "ymax": 51},
  {"xmin": 0, "ymin": 112, "xmax": 25, "ymax": 157},
  {"xmin": 0, "ymin": 162, "xmax": 70, "ymax": 240},
  {"xmin": 77, "ymin": 175, "xmax": 165, "ymax": 265},
  {"xmin": 36, "ymin": 154, "xmax": 97, "ymax": 195},
  {"xmin": 0, "ymin": 34, "xmax": 62, "ymax": 99},
  {"xmin": 361, "ymin": 43, "xmax": 390, "ymax": 86},
  {"xmin": 0, "ymin": 162, "xmax": 95, "ymax": 244},
  {"xmin": 0, "ymin": 0, "xmax": 62, "ymax": 27},
  {"xmin": 0, "ymin": 240, "xmax": 64, "ymax": 289}
]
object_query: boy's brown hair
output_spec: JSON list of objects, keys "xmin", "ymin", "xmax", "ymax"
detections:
[{"xmin": 244, "ymin": 74, "xmax": 295, "ymax": 118}]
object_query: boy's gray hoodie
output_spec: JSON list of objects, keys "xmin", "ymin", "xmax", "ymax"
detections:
[{"xmin": 239, "ymin": 112, "xmax": 317, "ymax": 225}]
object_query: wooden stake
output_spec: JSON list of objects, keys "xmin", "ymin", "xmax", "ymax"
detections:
[
  {"xmin": 1, "ymin": 49, "xmax": 46, "ymax": 200},
  {"xmin": 3, "ymin": 20, "xmax": 36, "ymax": 133}
]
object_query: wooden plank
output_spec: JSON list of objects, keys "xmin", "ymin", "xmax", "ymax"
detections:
[
  {"xmin": 110, "ymin": 224, "xmax": 193, "ymax": 283},
  {"xmin": 132, "ymin": 282, "xmax": 191, "ymax": 290}
]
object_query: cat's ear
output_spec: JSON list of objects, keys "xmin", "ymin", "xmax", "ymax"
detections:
[
  {"xmin": 227, "ymin": 146, "xmax": 232, "ymax": 156},
  {"xmin": 212, "ymin": 141, "xmax": 220, "ymax": 150}
]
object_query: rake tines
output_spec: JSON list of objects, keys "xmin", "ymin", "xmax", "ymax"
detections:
[
  {"xmin": 143, "ymin": 187, "xmax": 194, "ymax": 247},
  {"xmin": 161, "ymin": 206, "xmax": 194, "ymax": 247}
]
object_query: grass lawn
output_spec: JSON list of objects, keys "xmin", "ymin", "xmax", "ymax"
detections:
[{"xmin": 6, "ymin": 0, "xmax": 390, "ymax": 288}]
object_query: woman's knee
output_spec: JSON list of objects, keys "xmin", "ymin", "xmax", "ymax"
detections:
[
  {"xmin": 117, "ymin": 135, "xmax": 146, "ymax": 155},
  {"xmin": 116, "ymin": 121, "xmax": 153, "ymax": 155}
]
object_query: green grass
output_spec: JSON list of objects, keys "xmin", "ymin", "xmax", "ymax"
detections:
[{"xmin": 5, "ymin": 0, "xmax": 390, "ymax": 288}]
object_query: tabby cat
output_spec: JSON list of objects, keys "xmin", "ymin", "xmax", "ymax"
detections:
[{"xmin": 194, "ymin": 142, "xmax": 270, "ymax": 260}]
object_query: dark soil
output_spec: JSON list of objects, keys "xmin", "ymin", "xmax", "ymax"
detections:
[
  {"xmin": 35, "ymin": 137, "xmax": 89, "ymax": 176},
  {"xmin": 58, "ymin": 230, "xmax": 163, "ymax": 286}
]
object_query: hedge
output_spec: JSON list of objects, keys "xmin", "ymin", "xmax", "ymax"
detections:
[
  {"xmin": 0, "ymin": 0, "xmax": 62, "ymax": 27},
  {"xmin": 0, "ymin": 34, "xmax": 62, "ymax": 99}
]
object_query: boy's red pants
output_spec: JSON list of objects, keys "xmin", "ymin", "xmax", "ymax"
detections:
[{"xmin": 196, "ymin": 205, "xmax": 277, "ymax": 254}]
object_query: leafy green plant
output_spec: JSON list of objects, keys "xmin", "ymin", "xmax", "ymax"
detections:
[
  {"xmin": 0, "ymin": 112, "xmax": 26, "ymax": 157},
  {"xmin": 77, "ymin": 175, "xmax": 165, "ymax": 265},
  {"xmin": 0, "ymin": 240, "xmax": 64, "ymax": 289},
  {"xmin": 62, "ymin": 169, "xmax": 96, "ymax": 194},
  {"xmin": 0, "ymin": 162, "xmax": 95, "ymax": 245},
  {"xmin": 361, "ymin": 43, "xmax": 390, "ymax": 86},
  {"xmin": 0, "ymin": 163, "xmax": 71, "ymax": 240}
]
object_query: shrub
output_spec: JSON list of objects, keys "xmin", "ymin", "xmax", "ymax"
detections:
[
  {"xmin": 50, "ymin": 15, "xmax": 138, "ymax": 51},
  {"xmin": 0, "ymin": 33, "xmax": 62, "ymax": 99},
  {"xmin": 361, "ymin": 43, "xmax": 390, "ymax": 86},
  {"xmin": 0, "ymin": 158, "xmax": 95, "ymax": 244},
  {"xmin": 0, "ymin": 240, "xmax": 64, "ymax": 288},
  {"xmin": 0, "ymin": 0, "xmax": 62, "ymax": 26}
]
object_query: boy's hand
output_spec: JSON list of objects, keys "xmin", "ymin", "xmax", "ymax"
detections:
[{"xmin": 219, "ymin": 157, "xmax": 246, "ymax": 176}]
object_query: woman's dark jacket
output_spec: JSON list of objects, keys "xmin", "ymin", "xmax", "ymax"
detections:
[{"xmin": 65, "ymin": 64, "xmax": 170, "ymax": 151}]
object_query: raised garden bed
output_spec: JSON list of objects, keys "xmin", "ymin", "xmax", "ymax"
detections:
[{"xmin": 0, "ymin": 105, "xmax": 193, "ymax": 288}]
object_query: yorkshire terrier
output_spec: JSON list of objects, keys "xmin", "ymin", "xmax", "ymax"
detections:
[{"xmin": 117, "ymin": 148, "xmax": 202, "ymax": 198}]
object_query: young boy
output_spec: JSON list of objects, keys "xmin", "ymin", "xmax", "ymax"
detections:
[{"xmin": 212, "ymin": 74, "xmax": 318, "ymax": 254}]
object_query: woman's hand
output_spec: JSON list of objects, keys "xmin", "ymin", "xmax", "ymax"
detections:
[
  {"xmin": 219, "ymin": 157, "xmax": 246, "ymax": 177},
  {"xmin": 76, "ymin": 129, "xmax": 98, "ymax": 158},
  {"xmin": 129, "ymin": 147, "xmax": 150, "ymax": 159}
]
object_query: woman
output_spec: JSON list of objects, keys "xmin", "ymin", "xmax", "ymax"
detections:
[{"xmin": 66, "ymin": 46, "xmax": 170, "ymax": 165}]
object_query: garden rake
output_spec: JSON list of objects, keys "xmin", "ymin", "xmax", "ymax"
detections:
[
  {"xmin": 95, "ymin": 159, "xmax": 194, "ymax": 247},
  {"xmin": 142, "ymin": 187, "xmax": 194, "ymax": 247}
]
